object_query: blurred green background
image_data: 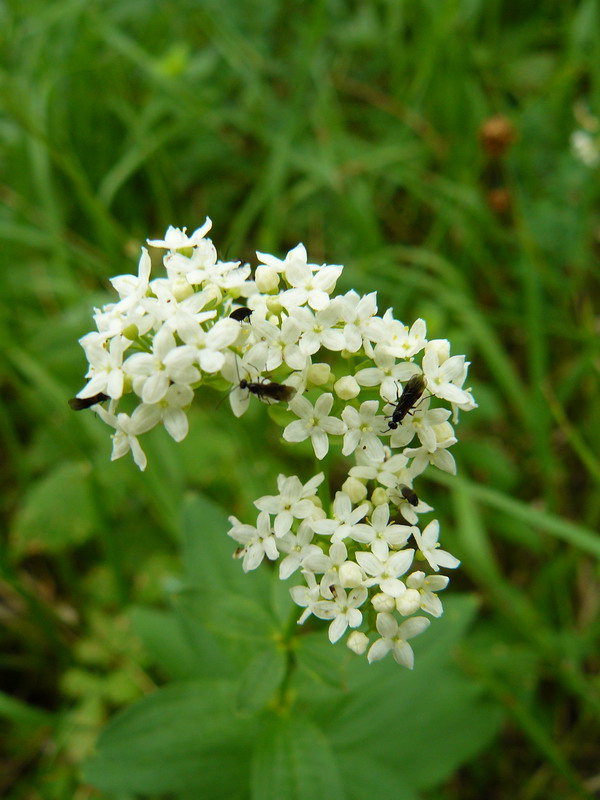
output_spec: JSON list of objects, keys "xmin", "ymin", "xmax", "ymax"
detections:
[{"xmin": 1, "ymin": 0, "xmax": 600, "ymax": 797}]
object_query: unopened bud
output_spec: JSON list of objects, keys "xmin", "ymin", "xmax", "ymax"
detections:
[
  {"xmin": 396, "ymin": 589, "xmax": 421, "ymax": 616},
  {"xmin": 371, "ymin": 488, "xmax": 388, "ymax": 507},
  {"xmin": 347, "ymin": 631, "xmax": 369, "ymax": 655},
  {"xmin": 372, "ymin": 592, "xmax": 396, "ymax": 613},
  {"xmin": 307, "ymin": 363, "xmax": 331, "ymax": 386},
  {"xmin": 341, "ymin": 476, "xmax": 367, "ymax": 504},
  {"xmin": 122, "ymin": 324, "xmax": 139, "ymax": 340},
  {"xmin": 171, "ymin": 277, "xmax": 194, "ymax": 302},
  {"xmin": 334, "ymin": 375, "xmax": 360, "ymax": 400},
  {"xmin": 338, "ymin": 561, "xmax": 364, "ymax": 588},
  {"xmin": 255, "ymin": 265, "xmax": 280, "ymax": 294}
]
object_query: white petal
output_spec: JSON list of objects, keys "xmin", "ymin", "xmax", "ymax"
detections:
[
  {"xmin": 163, "ymin": 408, "xmax": 189, "ymax": 442},
  {"xmin": 311, "ymin": 428, "xmax": 329, "ymax": 460},
  {"xmin": 328, "ymin": 615, "xmax": 349, "ymax": 643},
  {"xmin": 283, "ymin": 419, "xmax": 310, "ymax": 444}
]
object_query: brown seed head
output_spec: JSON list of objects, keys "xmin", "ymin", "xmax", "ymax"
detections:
[{"xmin": 479, "ymin": 115, "xmax": 517, "ymax": 158}]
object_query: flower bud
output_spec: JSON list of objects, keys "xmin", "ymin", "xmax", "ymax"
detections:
[
  {"xmin": 266, "ymin": 295, "xmax": 284, "ymax": 315},
  {"xmin": 338, "ymin": 561, "xmax": 364, "ymax": 588},
  {"xmin": 372, "ymin": 592, "xmax": 395, "ymax": 613},
  {"xmin": 255, "ymin": 265, "xmax": 280, "ymax": 294},
  {"xmin": 202, "ymin": 283, "xmax": 223, "ymax": 308},
  {"xmin": 307, "ymin": 363, "xmax": 331, "ymax": 386},
  {"xmin": 334, "ymin": 375, "xmax": 360, "ymax": 400},
  {"xmin": 171, "ymin": 277, "xmax": 194, "ymax": 302},
  {"xmin": 347, "ymin": 631, "xmax": 369, "ymax": 655},
  {"xmin": 341, "ymin": 476, "xmax": 367, "ymax": 504},
  {"xmin": 122, "ymin": 324, "xmax": 139, "ymax": 340},
  {"xmin": 371, "ymin": 487, "xmax": 388, "ymax": 507},
  {"xmin": 396, "ymin": 589, "xmax": 421, "ymax": 616}
]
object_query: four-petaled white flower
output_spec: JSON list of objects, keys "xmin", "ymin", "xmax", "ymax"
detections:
[
  {"xmin": 228, "ymin": 511, "xmax": 279, "ymax": 572},
  {"xmin": 356, "ymin": 547, "xmax": 415, "ymax": 597},
  {"xmin": 283, "ymin": 393, "xmax": 346, "ymax": 460},
  {"xmin": 404, "ymin": 570, "xmax": 449, "ymax": 617},
  {"xmin": 311, "ymin": 491, "xmax": 369, "ymax": 542},
  {"xmin": 350, "ymin": 503, "xmax": 413, "ymax": 556},
  {"xmin": 367, "ymin": 614, "xmax": 431, "ymax": 668},
  {"xmin": 412, "ymin": 520, "xmax": 460, "ymax": 572},
  {"xmin": 125, "ymin": 325, "xmax": 199, "ymax": 404},
  {"xmin": 95, "ymin": 405, "xmax": 160, "ymax": 471},
  {"xmin": 289, "ymin": 570, "xmax": 322, "ymax": 624},
  {"xmin": 147, "ymin": 218, "xmax": 213, "ymax": 250},
  {"xmin": 312, "ymin": 586, "xmax": 368, "ymax": 643},
  {"xmin": 342, "ymin": 400, "xmax": 386, "ymax": 461},
  {"xmin": 254, "ymin": 473, "xmax": 324, "ymax": 537}
]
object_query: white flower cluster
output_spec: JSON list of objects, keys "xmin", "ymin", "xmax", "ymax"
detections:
[{"xmin": 74, "ymin": 219, "xmax": 476, "ymax": 667}]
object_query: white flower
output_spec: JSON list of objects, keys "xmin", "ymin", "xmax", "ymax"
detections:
[
  {"xmin": 350, "ymin": 448, "xmax": 409, "ymax": 489},
  {"xmin": 387, "ymin": 484, "xmax": 432, "ymax": 526},
  {"xmin": 147, "ymin": 218, "xmax": 212, "ymax": 250},
  {"xmin": 139, "ymin": 383, "xmax": 194, "ymax": 442},
  {"xmin": 290, "ymin": 570, "xmax": 322, "ymax": 624},
  {"xmin": 78, "ymin": 335, "xmax": 130, "ymax": 400},
  {"xmin": 262, "ymin": 244, "xmax": 342, "ymax": 311},
  {"xmin": 249, "ymin": 316, "xmax": 305, "ymax": 371},
  {"xmin": 95, "ymin": 405, "xmax": 160, "ymax": 471},
  {"xmin": 379, "ymin": 314, "xmax": 427, "ymax": 359},
  {"xmin": 254, "ymin": 473, "xmax": 325, "ymax": 537},
  {"xmin": 403, "ymin": 571, "xmax": 449, "ymax": 617},
  {"xmin": 341, "ymin": 400, "xmax": 386, "ymax": 461},
  {"xmin": 355, "ymin": 547, "xmax": 414, "ymax": 597},
  {"xmin": 312, "ymin": 586, "xmax": 368, "ymax": 643},
  {"xmin": 177, "ymin": 317, "xmax": 240, "ymax": 374},
  {"xmin": 311, "ymin": 491, "xmax": 369, "ymax": 543},
  {"xmin": 367, "ymin": 614, "xmax": 430, "ymax": 668},
  {"xmin": 303, "ymin": 540, "xmax": 350, "ymax": 589},
  {"xmin": 350, "ymin": 503, "xmax": 413, "ymax": 554},
  {"xmin": 422, "ymin": 341, "xmax": 473, "ymax": 406},
  {"xmin": 276, "ymin": 521, "xmax": 323, "ymax": 580},
  {"xmin": 290, "ymin": 305, "xmax": 345, "ymax": 354},
  {"xmin": 110, "ymin": 247, "xmax": 152, "ymax": 305},
  {"xmin": 335, "ymin": 290, "xmax": 386, "ymax": 352},
  {"xmin": 388, "ymin": 397, "xmax": 451, "ymax": 450},
  {"xmin": 283, "ymin": 393, "xmax": 346, "ymax": 460},
  {"xmin": 125, "ymin": 326, "xmax": 200, "ymax": 404},
  {"xmin": 412, "ymin": 520, "xmax": 460, "ymax": 572},
  {"xmin": 355, "ymin": 352, "xmax": 421, "ymax": 400},
  {"xmin": 228, "ymin": 511, "xmax": 279, "ymax": 572}
]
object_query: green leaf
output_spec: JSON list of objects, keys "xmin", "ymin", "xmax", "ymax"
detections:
[
  {"xmin": 337, "ymin": 754, "xmax": 419, "ymax": 800},
  {"xmin": 237, "ymin": 647, "xmax": 287, "ymax": 714},
  {"xmin": 182, "ymin": 493, "xmax": 270, "ymax": 601},
  {"xmin": 84, "ymin": 679, "xmax": 256, "ymax": 795},
  {"xmin": 10, "ymin": 460, "xmax": 97, "ymax": 555},
  {"xmin": 251, "ymin": 715, "xmax": 345, "ymax": 800},
  {"xmin": 176, "ymin": 588, "xmax": 278, "ymax": 643},
  {"xmin": 0, "ymin": 690, "xmax": 53, "ymax": 727},
  {"xmin": 129, "ymin": 606, "xmax": 229, "ymax": 681},
  {"xmin": 314, "ymin": 596, "xmax": 503, "ymax": 791},
  {"xmin": 294, "ymin": 632, "xmax": 348, "ymax": 690}
]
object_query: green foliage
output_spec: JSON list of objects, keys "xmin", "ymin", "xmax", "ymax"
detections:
[
  {"xmin": 82, "ymin": 494, "xmax": 501, "ymax": 799},
  {"xmin": 1, "ymin": 0, "xmax": 599, "ymax": 797}
]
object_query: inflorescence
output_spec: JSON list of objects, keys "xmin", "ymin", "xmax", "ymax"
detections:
[{"xmin": 74, "ymin": 219, "xmax": 476, "ymax": 668}]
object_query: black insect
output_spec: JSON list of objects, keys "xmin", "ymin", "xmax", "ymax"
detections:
[
  {"xmin": 239, "ymin": 377, "xmax": 296, "ymax": 404},
  {"xmin": 68, "ymin": 392, "xmax": 109, "ymax": 410},
  {"xmin": 229, "ymin": 307, "xmax": 253, "ymax": 322},
  {"xmin": 384, "ymin": 374, "xmax": 426, "ymax": 431},
  {"xmin": 399, "ymin": 485, "xmax": 419, "ymax": 507}
]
